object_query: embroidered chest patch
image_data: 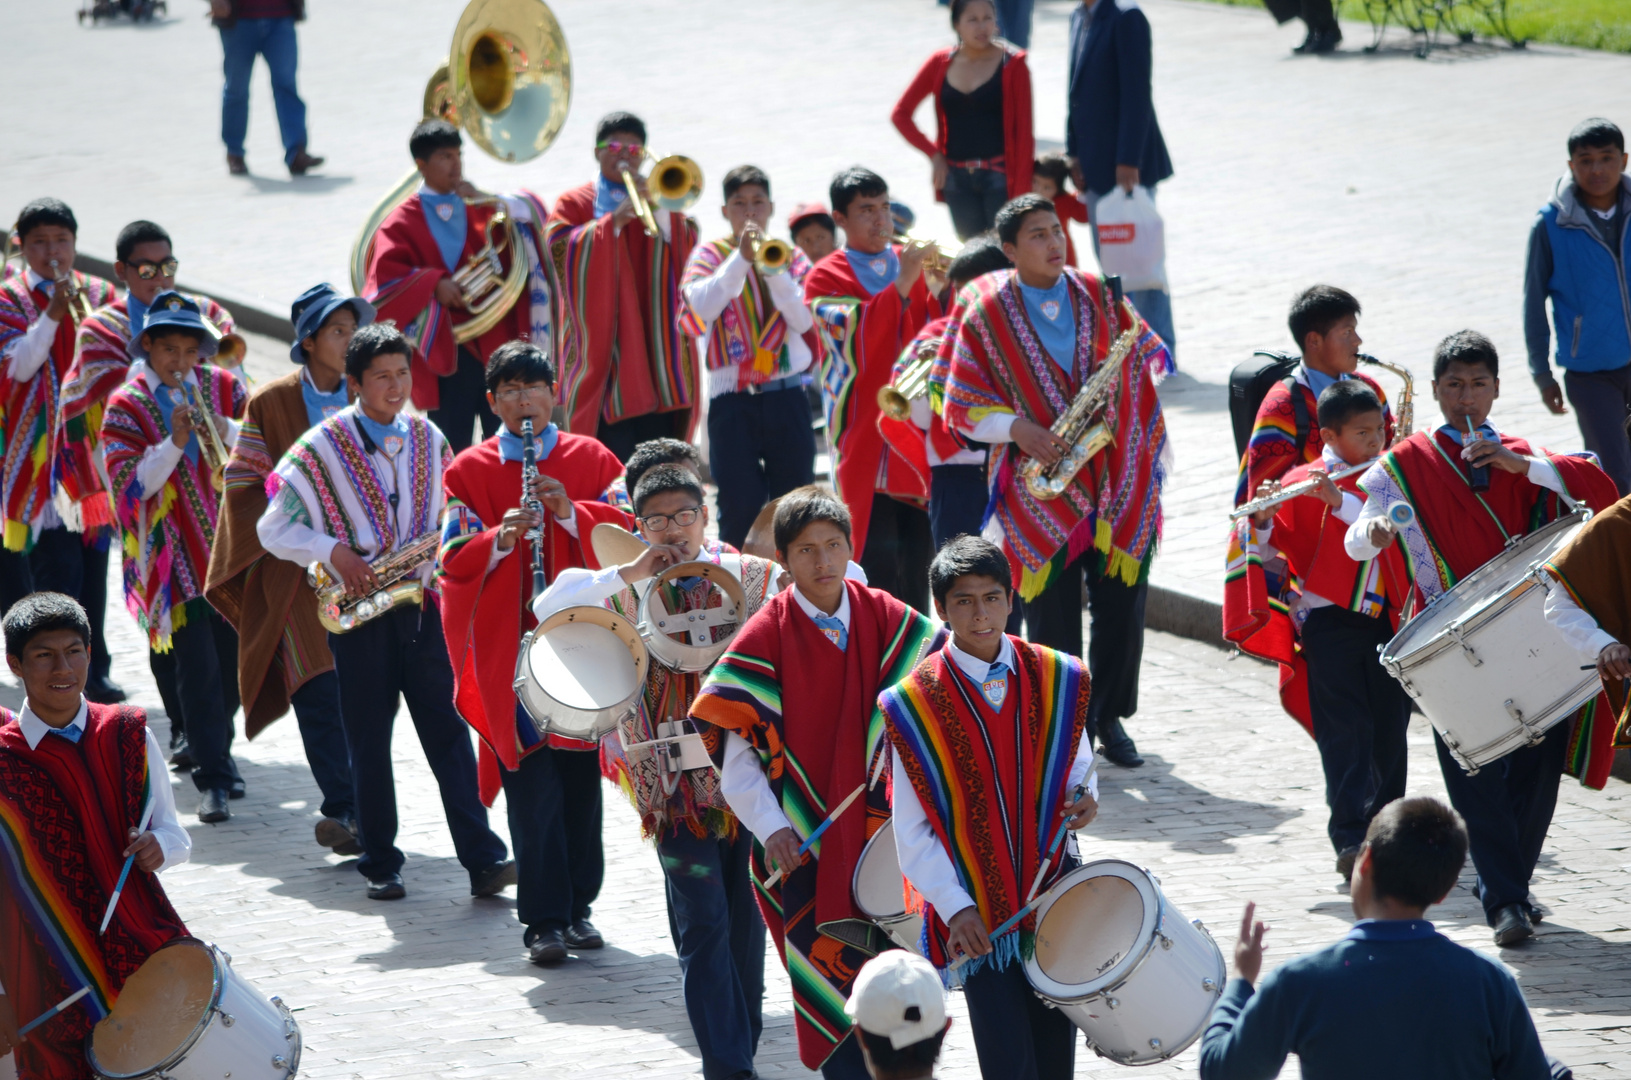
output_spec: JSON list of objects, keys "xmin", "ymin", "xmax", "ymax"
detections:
[
  {"xmin": 820, "ymin": 626, "xmax": 843, "ymax": 648},
  {"xmin": 1040, "ymin": 299, "xmax": 1061, "ymax": 322},
  {"xmin": 869, "ymin": 258, "xmax": 888, "ymax": 276},
  {"xmin": 382, "ymin": 435, "xmax": 404, "ymax": 457},
  {"xmin": 982, "ymin": 675, "xmax": 1008, "ymax": 707},
  {"xmin": 435, "ymin": 202, "xmax": 454, "ymax": 222}
]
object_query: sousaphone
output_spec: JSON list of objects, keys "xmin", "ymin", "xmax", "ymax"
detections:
[{"xmin": 349, "ymin": 0, "xmax": 572, "ymax": 343}]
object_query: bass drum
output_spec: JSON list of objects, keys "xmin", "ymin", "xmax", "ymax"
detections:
[
  {"xmin": 851, "ymin": 819, "xmax": 923, "ymax": 955},
  {"xmin": 514, "ymin": 605, "xmax": 648, "ymax": 742}
]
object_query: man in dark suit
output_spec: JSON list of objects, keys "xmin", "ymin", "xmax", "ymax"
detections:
[{"xmin": 1066, "ymin": 0, "xmax": 1177, "ymax": 359}]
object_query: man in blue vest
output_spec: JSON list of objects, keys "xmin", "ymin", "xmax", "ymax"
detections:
[{"xmin": 1525, "ymin": 117, "xmax": 1631, "ymax": 496}]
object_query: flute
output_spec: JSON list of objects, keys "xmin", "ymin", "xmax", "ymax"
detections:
[{"xmin": 1229, "ymin": 460, "xmax": 1372, "ymax": 521}]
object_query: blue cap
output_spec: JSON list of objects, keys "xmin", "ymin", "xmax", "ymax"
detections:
[
  {"xmin": 889, "ymin": 200, "xmax": 916, "ymax": 234},
  {"xmin": 289, "ymin": 283, "xmax": 376, "ymax": 364},
  {"xmin": 129, "ymin": 291, "xmax": 217, "ymax": 360}
]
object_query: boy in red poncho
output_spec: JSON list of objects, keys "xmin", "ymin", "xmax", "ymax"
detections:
[
  {"xmin": 0, "ymin": 592, "xmax": 190, "ymax": 1080},
  {"xmin": 805, "ymin": 167, "xmax": 941, "ymax": 611},
  {"xmin": 1344, "ymin": 330, "xmax": 1620, "ymax": 947},
  {"xmin": 437, "ymin": 341, "xmax": 628, "ymax": 964}
]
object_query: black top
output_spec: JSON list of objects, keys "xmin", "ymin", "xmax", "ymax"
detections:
[{"xmin": 941, "ymin": 63, "xmax": 1005, "ymax": 162}]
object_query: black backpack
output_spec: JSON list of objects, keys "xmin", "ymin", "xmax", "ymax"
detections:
[{"xmin": 1228, "ymin": 350, "xmax": 1310, "ymax": 461}]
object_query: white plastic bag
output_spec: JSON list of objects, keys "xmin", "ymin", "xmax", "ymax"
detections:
[{"xmin": 1093, "ymin": 186, "xmax": 1166, "ymax": 291}]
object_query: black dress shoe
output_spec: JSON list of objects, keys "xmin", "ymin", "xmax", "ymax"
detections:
[
  {"xmin": 170, "ymin": 739, "xmax": 194, "ymax": 771},
  {"xmin": 526, "ymin": 926, "xmax": 568, "ymax": 965},
  {"xmin": 315, "ymin": 816, "xmax": 363, "ymax": 856},
  {"xmin": 1292, "ymin": 27, "xmax": 1318, "ymax": 52},
  {"xmin": 1335, "ymin": 845, "xmax": 1360, "ymax": 883},
  {"xmin": 1493, "ymin": 903, "xmax": 1534, "ymax": 946},
  {"xmin": 84, "ymin": 678, "xmax": 127, "ymax": 705},
  {"xmin": 1096, "ymin": 717, "xmax": 1145, "ymax": 767},
  {"xmin": 229, "ymin": 778, "xmax": 245, "ymax": 800},
  {"xmin": 1308, "ymin": 26, "xmax": 1342, "ymax": 53},
  {"xmin": 367, "ymin": 873, "xmax": 406, "ymax": 901},
  {"xmin": 563, "ymin": 918, "xmax": 604, "ymax": 950},
  {"xmin": 197, "ymin": 789, "xmax": 231, "ymax": 824},
  {"xmin": 470, "ymin": 859, "xmax": 517, "ymax": 897}
]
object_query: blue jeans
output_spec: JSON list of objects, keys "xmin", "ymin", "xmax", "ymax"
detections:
[
  {"xmin": 287, "ymin": 670, "xmax": 357, "ymax": 823},
  {"xmin": 943, "ymin": 166, "xmax": 1009, "ymax": 242},
  {"xmin": 220, "ymin": 17, "xmax": 307, "ymax": 163},
  {"xmin": 657, "ymin": 827, "xmax": 765, "ymax": 1080}
]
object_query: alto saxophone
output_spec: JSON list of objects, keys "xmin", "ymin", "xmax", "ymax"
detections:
[
  {"xmin": 308, "ymin": 529, "xmax": 442, "ymax": 633},
  {"xmin": 1359, "ymin": 354, "xmax": 1414, "ymax": 441},
  {"xmin": 877, "ymin": 336, "xmax": 939, "ymax": 422}
]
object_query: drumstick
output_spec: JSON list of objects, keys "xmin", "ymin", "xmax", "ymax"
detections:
[
  {"xmin": 99, "ymin": 797, "xmax": 157, "ymax": 935},
  {"xmin": 762, "ymin": 781, "xmax": 868, "ymax": 890},
  {"xmin": 17, "ymin": 986, "xmax": 89, "ymax": 1037}
]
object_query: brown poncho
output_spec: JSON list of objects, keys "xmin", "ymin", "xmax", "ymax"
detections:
[{"xmin": 1544, "ymin": 493, "xmax": 1631, "ymax": 750}]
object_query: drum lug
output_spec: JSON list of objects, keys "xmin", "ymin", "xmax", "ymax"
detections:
[
  {"xmin": 1190, "ymin": 917, "xmax": 1207, "ymax": 933},
  {"xmin": 1203, "ymin": 977, "xmax": 1219, "ymax": 993},
  {"xmin": 1505, "ymin": 699, "xmax": 1547, "ymax": 746},
  {"xmin": 1148, "ymin": 1038, "xmax": 1162, "ymax": 1052},
  {"xmin": 1104, "ymin": 995, "xmax": 1119, "ymax": 1010},
  {"xmin": 218, "ymin": 1009, "xmax": 235, "ymax": 1027},
  {"xmin": 273, "ymin": 1055, "xmax": 288, "ymax": 1070},
  {"xmin": 1447, "ymin": 624, "xmax": 1482, "ymax": 668},
  {"xmin": 1159, "ymin": 933, "xmax": 1172, "ymax": 950}
]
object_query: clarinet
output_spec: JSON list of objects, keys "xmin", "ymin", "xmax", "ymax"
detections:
[{"xmin": 520, "ymin": 418, "xmax": 547, "ymax": 600}]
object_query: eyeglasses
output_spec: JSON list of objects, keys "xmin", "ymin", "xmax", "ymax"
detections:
[
  {"xmin": 595, "ymin": 140, "xmax": 644, "ymax": 157},
  {"xmin": 637, "ymin": 506, "xmax": 702, "ymax": 532},
  {"xmin": 129, "ymin": 258, "xmax": 179, "ymax": 280},
  {"xmin": 494, "ymin": 384, "xmax": 551, "ymax": 403}
]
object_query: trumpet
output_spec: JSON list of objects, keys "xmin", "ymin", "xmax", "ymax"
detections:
[
  {"xmin": 891, "ymin": 231, "xmax": 952, "ymax": 275},
  {"xmin": 619, "ymin": 152, "xmax": 705, "ymax": 239},
  {"xmin": 48, "ymin": 259, "xmax": 96, "ymax": 322},
  {"xmin": 877, "ymin": 336, "xmax": 938, "ymax": 421},
  {"xmin": 214, "ymin": 331, "xmax": 247, "ymax": 367},
  {"xmin": 742, "ymin": 228, "xmax": 793, "ymax": 275},
  {"xmin": 1228, "ymin": 460, "xmax": 1372, "ymax": 521},
  {"xmin": 184, "ymin": 385, "xmax": 231, "ymax": 492}
]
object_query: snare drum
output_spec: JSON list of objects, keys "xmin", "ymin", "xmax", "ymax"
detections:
[
  {"xmin": 851, "ymin": 819, "xmax": 924, "ymax": 955},
  {"xmin": 88, "ymin": 938, "xmax": 301, "ymax": 1080},
  {"xmin": 1380, "ymin": 509, "xmax": 1599, "ymax": 773},
  {"xmin": 1023, "ymin": 860, "xmax": 1223, "ymax": 1066},
  {"xmin": 514, "ymin": 605, "xmax": 649, "ymax": 742}
]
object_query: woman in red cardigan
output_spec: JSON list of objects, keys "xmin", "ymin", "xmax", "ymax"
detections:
[{"xmin": 891, "ymin": 0, "xmax": 1034, "ymax": 242}]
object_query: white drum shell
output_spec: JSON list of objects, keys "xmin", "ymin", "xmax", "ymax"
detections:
[
  {"xmin": 515, "ymin": 606, "xmax": 648, "ymax": 742},
  {"xmin": 852, "ymin": 819, "xmax": 924, "ymax": 955},
  {"xmin": 1023, "ymin": 861, "xmax": 1224, "ymax": 1066},
  {"xmin": 88, "ymin": 941, "xmax": 301, "ymax": 1080},
  {"xmin": 1380, "ymin": 512, "xmax": 1600, "ymax": 771}
]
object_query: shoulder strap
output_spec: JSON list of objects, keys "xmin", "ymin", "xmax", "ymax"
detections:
[{"xmin": 1284, "ymin": 374, "xmax": 1311, "ymax": 455}]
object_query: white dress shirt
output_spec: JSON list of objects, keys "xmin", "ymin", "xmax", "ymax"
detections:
[
  {"xmin": 3, "ymin": 267, "xmax": 61, "ymax": 383},
  {"xmin": 130, "ymin": 360, "xmax": 242, "ymax": 498},
  {"xmin": 892, "ymin": 638, "xmax": 1098, "ymax": 921},
  {"xmin": 680, "ymin": 243, "xmax": 814, "ymax": 399},
  {"xmin": 908, "ymin": 395, "xmax": 985, "ymax": 468},
  {"xmin": 1542, "ymin": 585, "xmax": 1620, "ymax": 660}
]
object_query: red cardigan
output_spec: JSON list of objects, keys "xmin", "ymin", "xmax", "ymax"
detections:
[{"xmin": 891, "ymin": 44, "xmax": 1035, "ymax": 204}]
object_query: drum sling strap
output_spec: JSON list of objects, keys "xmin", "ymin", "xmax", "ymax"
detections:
[{"xmin": 1427, "ymin": 434, "xmax": 1585, "ymax": 549}]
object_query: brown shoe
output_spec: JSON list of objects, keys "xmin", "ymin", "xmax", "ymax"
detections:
[
  {"xmin": 288, "ymin": 148, "xmax": 324, "ymax": 175},
  {"xmin": 227, "ymin": 154, "xmax": 247, "ymax": 176}
]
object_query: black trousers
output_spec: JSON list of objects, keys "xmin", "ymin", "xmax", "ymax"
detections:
[
  {"xmin": 327, "ymin": 600, "xmax": 507, "ymax": 881},
  {"xmin": 428, "ymin": 345, "xmax": 500, "ymax": 455},
  {"xmin": 964, "ymin": 959, "xmax": 1076, "ymax": 1080},
  {"xmin": 707, "ymin": 385, "xmax": 816, "ymax": 549},
  {"xmin": 1436, "ymin": 722, "xmax": 1568, "ymax": 924},
  {"xmin": 498, "ymin": 719, "xmax": 604, "ymax": 932},
  {"xmin": 1263, "ymin": 0, "xmax": 1337, "ymax": 31},
  {"xmin": 0, "ymin": 528, "xmax": 114, "ymax": 682},
  {"xmin": 1025, "ymin": 553, "xmax": 1147, "ymax": 728},
  {"xmin": 859, "ymin": 493, "xmax": 933, "ymax": 614},
  {"xmin": 598, "ymin": 411, "xmax": 677, "ymax": 464},
  {"xmin": 1300, "ymin": 606, "xmax": 1412, "ymax": 854},
  {"xmin": 288, "ymin": 669, "xmax": 357, "ymax": 823},
  {"xmin": 928, "ymin": 462, "xmax": 988, "ymax": 550},
  {"xmin": 153, "ymin": 606, "xmax": 241, "ymax": 792}
]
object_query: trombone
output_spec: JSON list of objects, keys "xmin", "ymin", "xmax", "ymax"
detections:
[{"xmin": 618, "ymin": 152, "xmax": 704, "ymax": 239}]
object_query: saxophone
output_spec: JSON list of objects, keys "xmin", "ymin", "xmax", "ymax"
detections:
[
  {"xmin": 877, "ymin": 335, "xmax": 939, "ymax": 421},
  {"xmin": 1017, "ymin": 278, "xmax": 1139, "ymax": 501},
  {"xmin": 308, "ymin": 529, "xmax": 442, "ymax": 633},
  {"xmin": 1360, "ymin": 354, "xmax": 1414, "ymax": 441}
]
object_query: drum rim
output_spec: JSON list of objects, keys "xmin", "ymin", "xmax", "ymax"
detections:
[
  {"xmin": 639, "ymin": 559, "xmax": 748, "ymax": 673},
  {"xmin": 1023, "ymin": 859, "xmax": 1162, "ymax": 1001},
  {"xmin": 87, "ymin": 937, "xmax": 224, "ymax": 1080},
  {"xmin": 852, "ymin": 818, "xmax": 907, "ymax": 921},
  {"xmin": 1079, "ymin": 926, "xmax": 1227, "ymax": 1066},
  {"xmin": 515, "ymin": 605, "xmax": 649, "ymax": 739}
]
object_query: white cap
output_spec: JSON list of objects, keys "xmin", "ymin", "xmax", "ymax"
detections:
[{"xmin": 844, "ymin": 952, "xmax": 948, "ymax": 1050}]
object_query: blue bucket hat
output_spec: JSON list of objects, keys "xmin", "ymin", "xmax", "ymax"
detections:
[
  {"xmin": 129, "ymin": 291, "xmax": 217, "ymax": 361},
  {"xmin": 289, "ymin": 283, "xmax": 377, "ymax": 364}
]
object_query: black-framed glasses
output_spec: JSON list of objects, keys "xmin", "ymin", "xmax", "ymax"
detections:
[
  {"xmin": 129, "ymin": 258, "xmax": 178, "ymax": 280},
  {"xmin": 494, "ymin": 384, "xmax": 551, "ymax": 403},
  {"xmin": 638, "ymin": 506, "xmax": 702, "ymax": 532}
]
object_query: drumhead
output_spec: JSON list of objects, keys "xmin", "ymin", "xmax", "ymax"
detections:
[
  {"xmin": 853, "ymin": 819, "xmax": 907, "ymax": 919},
  {"xmin": 641, "ymin": 561, "xmax": 746, "ymax": 673},
  {"xmin": 1385, "ymin": 511, "xmax": 1586, "ymax": 661},
  {"xmin": 89, "ymin": 938, "xmax": 220, "ymax": 1077},
  {"xmin": 1029, "ymin": 860, "xmax": 1158, "ymax": 999},
  {"xmin": 527, "ymin": 619, "xmax": 644, "ymax": 711}
]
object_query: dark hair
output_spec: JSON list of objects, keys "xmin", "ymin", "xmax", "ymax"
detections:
[
  {"xmin": 1032, "ymin": 151, "xmax": 1073, "ymax": 192},
  {"xmin": 949, "ymin": 0, "xmax": 996, "ymax": 27},
  {"xmin": 1363, "ymin": 797, "xmax": 1468, "ymax": 909},
  {"xmin": 791, "ymin": 213, "xmax": 836, "ymax": 239},
  {"xmin": 143, "ymin": 325, "xmax": 208, "ymax": 350},
  {"xmin": 632, "ymin": 463, "xmax": 705, "ymax": 516},
  {"xmin": 15, "ymin": 198, "xmax": 77, "ymax": 240},
  {"xmin": 995, "ymin": 194, "xmax": 1056, "ymax": 246},
  {"xmin": 595, "ymin": 111, "xmax": 647, "ymax": 145},
  {"xmin": 1568, "ymin": 117, "xmax": 1624, "ymax": 156},
  {"xmin": 344, "ymin": 323, "xmax": 413, "ymax": 381},
  {"xmin": 624, "ymin": 438, "xmax": 702, "ymax": 493},
  {"xmin": 723, "ymin": 165, "xmax": 771, "ymax": 202},
  {"xmin": 929, "ymin": 535, "xmax": 1012, "ymax": 607},
  {"xmin": 1287, "ymin": 285, "xmax": 1361, "ymax": 353},
  {"xmin": 830, "ymin": 167, "xmax": 889, "ymax": 217},
  {"xmin": 484, "ymin": 340, "xmax": 555, "ymax": 392},
  {"xmin": 858, "ymin": 1027, "xmax": 948, "ymax": 1080},
  {"xmin": 773, "ymin": 485, "xmax": 852, "ymax": 554},
  {"xmin": 409, "ymin": 118, "xmax": 462, "ymax": 161},
  {"xmin": 1316, "ymin": 380, "xmax": 1383, "ymax": 431},
  {"xmin": 946, "ymin": 233, "xmax": 1012, "ymax": 293},
  {"xmin": 4, "ymin": 592, "xmax": 91, "ymax": 658},
  {"xmin": 116, "ymin": 220, "xmax": 171, "ymax": 263},
  {"xmin": 1432, "ymin": 329, "xmax": 1499, "ymax": 380}
]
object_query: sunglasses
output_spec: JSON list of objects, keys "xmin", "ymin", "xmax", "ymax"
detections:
[
  {"xmin": 128, "ymin": 258, "xmax": 179, "ymax": 280},
  {"xmin": 596, "ymin": 140, "xmax": 645, "ymax": 157}
]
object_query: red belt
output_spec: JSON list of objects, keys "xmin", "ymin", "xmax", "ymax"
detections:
[{"xmin": 946, "ymin": 155, "xmax": 1006, "ymax": 172}]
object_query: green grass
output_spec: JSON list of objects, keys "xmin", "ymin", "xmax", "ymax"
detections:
[{"xmin": 1203, "ymin": 0, "xmax": 1631, "ymax": 52}]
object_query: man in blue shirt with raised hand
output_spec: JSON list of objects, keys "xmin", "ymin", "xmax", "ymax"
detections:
[{"xmin": 1200, "ymin": 796, "xmax": 1568, "ymax": 1080}]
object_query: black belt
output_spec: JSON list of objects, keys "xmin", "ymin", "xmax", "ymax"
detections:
[{"xmin": 731, "ymin": 373, "xmax": 803, "ymax": 396}]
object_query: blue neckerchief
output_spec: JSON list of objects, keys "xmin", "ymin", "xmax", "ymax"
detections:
[
  {"xmin": 813, "ymin": 613, "xmax": 848, "ymax": 651},
  {"xmin": 419, "ymin": 188, "xmax": 468, "ymax": 273},
  {"xmin": 843, "ymin": 246, "xmax": 900, "ymax": 297},
  {"xmin": 46, "ymin": 724, "xmax": 83, "ymax": 744},
  {"xmin": 1344, "ymin": 919, "xmax": 1437, "ymax": 942},
  {"xmin": 1437, "ymin": 421, "xmax": 1498, "ymax": 445},
  {"xmin": 978, "ymin": 660, "xmax": 1010, "ymax": 709},
  {"xmin": 300, "ymin": 374, "xmax": 348, "ymax": 430},
  {"xmin": 1303, "ymin": 364, "xmax": 1340, "ymax": 400},
  {"xmin": 151, "ymin": 381, "xmax": 200, "ymax": 464},
  {"xmin": 1017, "ymin": 275, "xmax": 1076, "ymax": 373},
  {"xmin": 127, "ymin": 293, "xmax": 151, "ymax": 339},
  {"xmin": 498, "ymin": 423, "xmax": 560, "ymax": 463},
  {"xmin": 594, "ymin": 174, "xmax": 629, "ymax": 219},
  {"xmin": 355, "ymin": 411, "xmax": 410, "ymax": 457}
]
